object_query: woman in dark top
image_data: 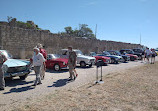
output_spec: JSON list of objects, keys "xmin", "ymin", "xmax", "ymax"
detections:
[{"xmin": 151, "ymin": 49, "xmax": 156, "ymax": 64}]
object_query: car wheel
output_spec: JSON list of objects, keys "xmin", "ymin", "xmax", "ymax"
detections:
[
  {"xmin": 19, "ymin": 74, "xmax": 28, "ymax": 80},
  {"xmin": 130, "ymin": 57, "xmax": 135, "ymax": 61},
  {"xmin": 89, "ymin": 63, "xmax": 92, "ymax": 67},
  {"xmin": 123, "ymin": 59, "xmax": 126, "ymax": 63},
  {"xmin": 111, "ymin": 59, "xmax": 115, "ymax": 64},
  {"xmin": 80, "ymin": 61, "xmax": 86, "ymax": 68},
  {"xmin": 54, "ymin": 64, "xmax": 61, "ymax": 71}
]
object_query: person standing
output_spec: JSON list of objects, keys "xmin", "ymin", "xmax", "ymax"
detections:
[
  {"xmin": 37, "ymin": 43, "xmax": 47, "ymax": 80},
  {"xmin": 32, "ymin": 48, "xmax": 46, "ymax": 86},
  {"xmin": 141, "ymin": 50, "xmax": 145, "ymax": 63},
  {"xmin": 145, "ymin": 47, "xmax": 151, "ymax": 63},
  {"xmin": 0, "ymin": 52, "xmax": 7, "ymax": 90},
  {"xmin": 68, "ymin": 46, "xmax": 77, "ymax": 81},
  {"xmin": 151, "ymin": 49, "xmax": 156, "ymax": 64}
]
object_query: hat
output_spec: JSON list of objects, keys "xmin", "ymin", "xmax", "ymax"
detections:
[
  {"xmin": 37, "ymin": 43, "xmax": 43, "ymax": 48},
  {"xmin": 33, "ymin": 47, "xmax": 40, "ymax": 52},
  {"xmin": 68, "ymin": 46, "xmax": 73, "ymax": 49}
]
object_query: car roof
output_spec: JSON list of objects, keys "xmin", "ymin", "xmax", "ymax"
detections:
[
  {"xmin": 107, "ymin": 50, "xmax": 117, "ymax": 52},
  {"xmin": 120, "ymin": 49, "xmax": 132, "ymax": 50},
  {"xmin": 61, "ymin": 49, "xmax": 80, "ymax": 51}
]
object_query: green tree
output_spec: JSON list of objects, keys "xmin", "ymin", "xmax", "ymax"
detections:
[
  {"xmin": 64, "ymin": 26, "xmax": 73, "ymax": 34},
  {"xmin": 64, "ymin": 24, "xmax": 96, "ymax": 38},
  {"xmin": 78, "ymin": 24, "xmax": 95, "ymax": 38}
]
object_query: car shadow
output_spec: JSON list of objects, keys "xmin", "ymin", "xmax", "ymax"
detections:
[
  {"xmin": 5, "ymin": 79, "xmax": 34, "ymax": 87},
  {"xmin": 109, "ymin": 63, "xmax": 120, "ymax": 65},
  {"xmin": 75, "ymin": 66, "xmax": 94, "ymax": 69},
  {"xmin": 46, "ymin": 69, "xmax": 69, "ymax": 73},
  {"xmin": 48, "ymin": 78, "xmax": 70, "ymax": 87},
  {"xmin": 122, "ymin": 61, "xmax": 129, "ymax": 63},
  {"xmin": 3, "ymin": 86, "xmax": 34, "ymax": 94}
]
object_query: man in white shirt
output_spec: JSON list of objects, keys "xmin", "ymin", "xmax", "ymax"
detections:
[
  {"xmin": 32, "ymin": 48, "xmax": 46, "ymax": 86},
  {"xmin": 145, "ymin": 47, "xmax": 151, "ymax": 63}
]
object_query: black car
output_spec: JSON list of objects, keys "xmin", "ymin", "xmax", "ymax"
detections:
[
  {"xmin": 120, "ymin": 49, "xmax": 142, "ymax": 60},
  {"xmin": 133, "ymin": 48, "xmax": 144, "ymax": 55},
  {"xmin": 107, "ymin": 50, "xmax": 130, "ymax": 62}
]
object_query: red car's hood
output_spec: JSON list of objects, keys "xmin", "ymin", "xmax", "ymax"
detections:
[
  {"xmin": 52, "ymin": 58, "xmax": 68, "ymax": 63},
  {"xmin": 94, "ymin": 56, "xmax": 110, "ymax": 60}
]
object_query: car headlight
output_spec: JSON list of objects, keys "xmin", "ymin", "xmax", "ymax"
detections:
[{"xmin": 2, "ymin": 64, "xmax": 8, "ymax": 73}]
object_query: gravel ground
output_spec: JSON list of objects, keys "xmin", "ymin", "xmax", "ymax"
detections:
[{"xmin": 0, "ymin": 57, "xmax": 157, "ymax": 111}]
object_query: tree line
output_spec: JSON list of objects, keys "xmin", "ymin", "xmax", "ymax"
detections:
[
  {"xmin": 5, "ymin": 16, "xmax": 96, "ymax": 38},
  {"xmin": 62, "ymin": 24, "xmax": 96, "ymax": 39}
]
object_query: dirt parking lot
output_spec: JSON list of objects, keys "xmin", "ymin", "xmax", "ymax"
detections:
[{"xmin": 0, "ymin": 58, "xmax": 158, "ymax": 111}]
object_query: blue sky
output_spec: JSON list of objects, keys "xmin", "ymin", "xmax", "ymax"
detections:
[{"xmin": 0, "ymin": 0, "xmax": 158, "ymax": 48}]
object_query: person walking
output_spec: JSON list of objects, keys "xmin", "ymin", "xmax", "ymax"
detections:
[
  {"xmin": 68, "ymin": 46, "xmax": 77, "ymax": 81},
  {"xmin": 145, "ymin": 47, "xmax": 151, "ymax": 64},
  {"xmin": 141, "ymin": 50, "xmax": 145, "ymax": 63},
  {"xmin": 32, "ymin": 47, "xmax": 46, "ymax": 86},
  {"xmin": 0, "ymin": 52, "xmax": 7, "ymax": 91},
  {"xmin": 37, "ymin": 43, "xmax": 47, "ymax": 80},
  {"xmin": 151, "ymin": 49, "xmax": 156, "ymax": 64}
]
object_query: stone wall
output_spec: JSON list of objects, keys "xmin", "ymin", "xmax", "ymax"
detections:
[{"xmin": 0, "ymin": 25, "xmax": 142, "ymax": 59}]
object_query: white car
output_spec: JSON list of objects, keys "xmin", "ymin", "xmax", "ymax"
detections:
[{"xmin": 61, "ymin": 49, "xmax": 96, "ymax": 67}]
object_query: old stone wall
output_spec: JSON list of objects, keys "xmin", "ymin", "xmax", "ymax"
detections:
[{"xmin": 0, "ymin": 25, "xmax": 142, "ymax": 59}]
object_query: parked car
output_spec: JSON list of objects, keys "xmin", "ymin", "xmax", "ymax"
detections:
[
  {"xmin": 61, "ymin": 49, "xmax": 96, "ymax": 67},
  {"xmin": 97, "ymin": 51, "xmax": 120, "ymax": 64},
  {"xmin": 132, "ymin": 48, "xmax": 144, "ymax": 59},
  {"xmin": 107, "ymin": 50, "xmax": 130, "ymax": 62},
  {"xmin": 103, "ymin": 51, "xmax": 124, "ymax": 63},
  {"xmin": 155, "ymin": 49, "xmax": 158, "ymax": 56},
  {"xmin": 46, "ymin": 54, "xmax": 68, "ymax": 71},
  {"xmin": 1, "ymin": 50, "xmax": 31, "ymax": 80},
  {"xmin": 89, "ymin": 52, "xmax": 111, "ymax": 65},
  {"xmin": 120, "ymin": 49, "xmax": 138, "ymax": 61}
]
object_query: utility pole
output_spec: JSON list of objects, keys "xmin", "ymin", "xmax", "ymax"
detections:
[
  {"xmin": 95, "ymin": 24, "xmax": 97, "ymax": 38},
  {"xmin": 140, "ymin": 33, "xmax": 141, "ymax": 45}
]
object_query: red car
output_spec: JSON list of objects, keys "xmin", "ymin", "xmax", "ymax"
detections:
[
  {"xmin": 46, "ymin": 54, "xmax": 68, "ymax": 71},
  {"xmin": 126, "ymin": 54, "xmax": 138, "ymax": 61},
  {"xmin": 90, "ymin": 52, "xmax": 111, "ymax": 65}
]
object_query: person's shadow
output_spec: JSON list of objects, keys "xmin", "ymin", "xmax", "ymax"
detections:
[
  {"xmin": 3, "ymin": 79, "xmax": 35, "ymax": 94},
  {"xmin": 48, "ymin": 78, "xmax": 70, "ymax": 87},
  {"xmin": 3, "ymin": 86, "xmax": 34, "ymax": 94},
  {"xmin": 5, "ymin": 79, "xmax": 34, "ymax": 87}
]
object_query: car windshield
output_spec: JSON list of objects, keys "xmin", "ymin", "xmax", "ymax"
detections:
[
  {"xmin": 115, "ymin": 51, "xmax": 121, "ymax": 55},
  {"xmin": 123, "ymin": 50, "xmax": 134, "ymax": 54},
  {"xmin": 90, "ymin": 52, "xmax": 97, "ymax": 56},
  {"xmin": 103, "ymin": 51, "xmax": 111, "ymax": 55},
  {"xmin": 133, "ymin": 49, "xmax": 143, "ymax": 53},
  {"xmin": 0, "ymin": 50, "xmax": 12, "ymax": 59},
  {"xmin": 108, "ymin": 51, "xmax": 116, "ymax": 55},
  {"xmin": 75, "ymin": 50, "xmax": 83, "ymax": 55},
  {"xmin": 48, "ymin": 54, "xmax": 60, "ymax": 59},
  {"xmin": 97, "ymin": 54, "xmax": 104, "ymax": 56}
]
